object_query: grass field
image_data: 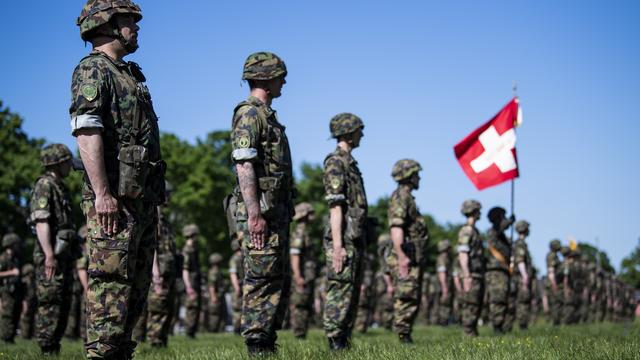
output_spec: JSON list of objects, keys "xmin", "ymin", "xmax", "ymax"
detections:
[{"xmin": 1, "ymin": 321, "xmax": 638, "ymax": 359}]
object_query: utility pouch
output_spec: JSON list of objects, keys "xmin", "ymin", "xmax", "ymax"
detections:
[
  {"xmin": 258, "ymin": 176, "xmax": 281, "ymax": 217},
  {"xmin": 344, "ymin": 207, "xmax": 366, "ymax": 242},
  {"xmin": 401, "ymin": 241, "xmax": 418, "ymax": 267},
  {"xmin": 118, "ymin": 145, "xmax": 149, "ymax": 199},
  {"xmin": 55, "ymin": 229, "xmax": 77, "ymax": 258}
]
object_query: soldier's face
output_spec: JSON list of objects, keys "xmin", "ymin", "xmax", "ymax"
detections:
[
  {"xmin": 115, "ymin": 14, "xmax": 140, "ymax": 53},
  {"xmin": 411, "ymin": 173, "xmax": 421, "ymax": 190},
  {"xmin": 59, "ymin": 160, "xmax": 72, "ymax": 178},
  {"xmin": 267, "ymin": 76, "xmax": 286, "ymax": 98},
  {"xmin": 351, "ymin": 129, "xmax": 364, "ymax": 148}
]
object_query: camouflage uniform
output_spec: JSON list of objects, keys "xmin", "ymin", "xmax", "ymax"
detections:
[
  {"xmin": 0, "ymin": 234, "xmax": 22, "ymax": 343},
  {"xmin": 545, "ymin": 240, "xmax": 563, "ymax": 325},
  {"xmin": 182, "ymin": 225, "xmax": 202, "ymax": 338},
  {"xmin": 289, "ymin": 204, "xmax": 318, "ymax": 339},
  {"xmin": 229, "ymin": 241, "xmax": 244, "ymax": 334},
  {"xmin": 146, "ymin": 205, "xmax": 177, "ymax": 347},
  {"xmin": 65, "ymin": 256, "xmax": 86, "ymax": 340},
  {"xmin": 29, "ymin": 146, "xmax": 77, "ymax": 353},
  {"xmin": 560, "ymin": 247, "xmax": 577, "ymax": 324},
  {"xmin": 485, "ymin": 207, "xmax": 515, "ymax": 333},
  {"xmin": 436, "ymin": 240, "xmax": 453, "ymax": 325},
  {"xmin": 71, "ymin": 2, "xmax": 164, "ymax": 357},
  {"xmin": 374, "ymin": 235, "xmax": 393, "ymax": 330},
  {"xmin": 230, "ymin": 52, "xmax": 294, "ymax": 352},
  {"xmin": 451, "ymin": 253, "xmax": 462, "ymax": 324},
  {"xmin": 20, "ymin": 264, "xmax": 37, "ymax": 340},
  {"xmin": 457, "ymin": 200, "xmax": 485, "ymax": 336},
  {"xmin": 323, "ymin": 113, "xmax": 368, "ymax": 348},
  {"xmin": 354, "ymin": 255, "xmax": 375, "ymax": 333},
  {"xmin": 512, "ymin": 221, "xmax": 532, "ymax": 330},
  {"xmin": 206, "ymin": 254, "xmax": 226, "ymax": 333}
]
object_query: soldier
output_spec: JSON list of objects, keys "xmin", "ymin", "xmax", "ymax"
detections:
[
  {"xmin": 457, "ymin": 200, "xmax": 485, "ymax": 336},
  {"xmin": 229, "ymin": 238, "xmax": 243, "ymax": 334},
  {"xmin": 230, "ymin": 51, "xmax": 294, "ymax": 355},
  {"xmin": 451, "ymin": 252, "xmax": 463, "ymax": 324},
  {"xmin": 182, "ymin": 224, "xmax": 202, "ymax": 338},
  {"xmin": 76, "ymin": 226, "xmax": 90, "ymax": 342},
  {"xmin": 355, "ymin": 254, "xmax": 375, "ymax": 334},
  {"xmin": 436, "ymin": 240, "xmax": 453, "ymax": 326},
  {"xmin": 72, "ymin": 1, "xmax": 164, "ymax": 357},
  {"xmin": 374, "ymin": 234, "xmax": 394, "ymax": 330},
  {"xmin": 28, "ymin": 144, "xmax": 77, "ymax": 355},
  {"xmin": 512, "ymin": 220, "xmax": 533, "ymax": 330},
  {"xmin": 546, "ymin": 239, "xmax": 563, "ymax": 325},
  {"xmin": 322, "ymin": 113, "xmax": 368, "ymax": 350},
  {"xmin": 206, "ymin": 253, "xmax": 226, "ymax": 333},
  {"xmin": 485, "ymin": 206, "xmax": 515, "ymax": 334},
  {"xmin": 0, "ymin": 234, "xmax": 22, "ymax": 344},
  {"xmin": 65, "ymin": 226, "xmax": 89, "ymax": 340},
  {"xmin": 20, "ymin": 263, "xmax": 37, "ymax": 340},
  {"xmin": 560, "ymin": 246, "xmax": 576, "ymax": 324},
  {"xmin": 387, "ymin": 159, "xmax": 428, "ymax": 343},
  {"xmin": 146, "ymin": 183, "xmax": 178, "ymax": 347},
  {"xmin": 289, "ymin": 202, "xmax": 318, "ymax": 339}
]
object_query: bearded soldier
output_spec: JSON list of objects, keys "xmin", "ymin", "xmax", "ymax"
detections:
[
  {"xmin": 546, "ymin": 239, "xmax": 563, "ymax": 325},
  {"xmin": 323, "ymin": 113, "xmax": 368, "ymax": 350},
  {"xmin": 28, "ymin": 145, "xmax": 77, "ymax": 355},
  {"xmin": 230, "ymin": 52, "xmax": 294, "ymax": 355},
  {"xmin": 513, "ymin": 220, "xmax": 533, "ymax": 330},
  {"xmin": 457, "ymin": 200, "xmax": 484, "ymax": 336},
  {"xmin": 289, "ymin": 202, "xmax": 318, "ymax": 339},
  {"xmin": 72, "ymin": 1, "xmax": 165, "ymax": 357}
]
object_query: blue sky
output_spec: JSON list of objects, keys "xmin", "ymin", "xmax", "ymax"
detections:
[{"xmin": 1, "ymin": 1, "xmax": 639, "ymax": 272}]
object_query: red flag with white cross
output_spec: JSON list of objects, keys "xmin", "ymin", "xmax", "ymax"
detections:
[{"xmin": 454, "ymin": 98, "xmax": 522, "ymax": 190}]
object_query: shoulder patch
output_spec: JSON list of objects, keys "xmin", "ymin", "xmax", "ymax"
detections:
[
  {"xmin": 81, "ymin": 83, "xmax": 98, "ymax": 102},
  {"xmin": 37, "ymin": 197, "xmax": 48, "ymax": 209},
  {"xmin": 237, "ymin": 135, "xmax": 250, "ymax": 148},
  {"xmin": 330, "ymin": 178, "xmax": 341, "ymax": 189}
]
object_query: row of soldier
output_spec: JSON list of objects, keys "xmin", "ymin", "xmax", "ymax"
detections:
[{"xmin": 0, "ymin": 0, "xmax": 636, "ymax": 358}]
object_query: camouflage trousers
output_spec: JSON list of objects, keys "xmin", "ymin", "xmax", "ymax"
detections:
[
  {"xmin": 184, "ymin": 291, "xmax": 201, "ymax": 337},
  {"xmin": 20, "ymin": 294, "xmax": 37, "ymax": 339},
  {"xmin": 146, "ymin": 279, "xmax": 176, "ymax": 346},
  {"xmin": 83, "ymin": 200, "xmax": 157, "ymax": 359},
  {"xmin": 375, "ymin": 290, "xmax": 394, "ymax": 330},
  {"xmin": 231, "ymin": 289, "xmax": 242, "ymax": 334},
  {"xmin": 515, "ymin": 280, "xmax": 531, "ymax": 329},
  {"xmin": 207, "ymin": 295, "xmax": 226, "ymax": 333},
  {"xmin": 390, "ymin": 264, "xmax": 423, "ymax": 336},
  {"xmin": 438, "ymin": 291, "xmax": 453, "ymax": 325},
  {"xmin": 546, "ymin": 285, "xmax": 563, "ymax": 325},
  {"xmin": 354, "ymin": 284, "xmax": 374, "ymax": 333},
  {"xmin": 132, "ymin": 304, "xmax": 148, "ymax": 343},
  {"xmin": 504, "ymin": 276, "xmax": 518, "ymax": 332},
  {"xmin": 323, "ymin": 245, "xmax": 363, "ymax": 340},
  {"xmin": 486, "ymin": 270, "xmax": 510, "ymax": 331},
  {"xmin": 0, "ymin": 288, "xmax": 21, "ymax": 342},
  {"xmin": 65, "ymin": 288, "xmax": 85, "ymax": 339},
  {"xmin": 562, "ymin": 291, "xmax": 582, "ymax": 325},
  {"xmin": 290, "ymin": 275, "xmax": 316, "ymax": 338},
  {"xmin": 240, "ymin": 222, "xmax": 290, "ymax": 346},
  {"xmin": 461, "ymin": 275, "xmax": 484, "ymax": 336}
]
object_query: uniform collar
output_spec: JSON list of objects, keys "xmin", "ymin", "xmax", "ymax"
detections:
[
  {"xmin": 247, "ymin": 95, "xmax": 275, "ymax": 118},
  {"xmin": 334, "ymin": 146, "xmax": 356, "ymax": 165},
  {"xmin": 91, "ymin": 49, "xmax": 128, "ymax": 68}
]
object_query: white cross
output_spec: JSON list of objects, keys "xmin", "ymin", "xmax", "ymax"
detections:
[{"xmin": 469, "ymin": 126, "xmax": 517, "ymax": 173}]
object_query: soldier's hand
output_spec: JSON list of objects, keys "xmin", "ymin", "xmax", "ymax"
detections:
[
  {"xmin": 9, "ymin": 267, "xmax": 20, "ymax": 277},
  {"xmin": 332, "ymin": 247, "xmax": 347, "ymax": 274},
  {"xmin": 153, "ymin": 275, "xmax": 163, "ymax": 294},
  {"xmin": 463, "ymin": 277, "xmax": 472, "ymax": 292},
  {"xmin": 95, "ymin": 193, "xmax": 119, "ymax": 236},
  {"xmin": 399, "ymin": 256, "xmax": 411, "ymax": 279},
  {"xmin": 386, "ymin": 285, "xmax": 394, "ymax": 297},
  {"xmin": 187, "ymin": 287, "xmax": 197, "ymax": 300},
  {"xmin": 294, "ymin": 275, "xmax": 305, "ymax": 293},
  {"xmin": 248, "ymin": 215, "xmax": 267, "ymax": 250},
  {"xmin": 442, "ymin": 287, "xmax": 449, "ymax": 301},
  {"xmin": 211, "ymin": 295, "xmax": 218, "ymax": 305},
  {"xmin": 44, "ymin": 255, "xmax": 57, "ymax": 280}
]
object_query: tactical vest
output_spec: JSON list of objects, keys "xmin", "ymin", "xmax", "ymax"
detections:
[{"xmin": 232, "ymin": 99, "xmax": 294, "ymax": 222}]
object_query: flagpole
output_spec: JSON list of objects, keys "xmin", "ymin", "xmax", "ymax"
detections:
[{"xmin": 510, "ymin": 81, "xmax": 518, "ymax": 240}]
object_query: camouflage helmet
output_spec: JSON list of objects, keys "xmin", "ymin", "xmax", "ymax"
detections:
[
  {"xmin": 21, "ymin": 263, "xmax": 34, "ymax": 275},
  {"xmin": 41, "ymin": 144, "xmax": 73, "ymax": 167},
  {"xmin": 560, "ymin": 246, "xmax": 570, "ymax": 257},
  {"xmin": 329, "ymin": 113, "xmax": 364, "ymax": 138},
  {"xmin": 242, "ymin": 52, "xmax": 287, "ymax": 81},
  {"xmin": 461, "ymin": 199, "xmax": 481, "ymax": 216},
  {"xmin": 230, "ymin": 238, "xmax": 240, "ymax": 252},
  {"xmin": 391, "ymin": 159, "xmax": 422, "ymax": 182},
  {"xmin": 550, "ymin": 239, "xmax": 561, "ymax": 251},
  {"xmin": 487, "ymin": 207, "xmax": 506, "ymax": 224},
  {"xmin": 378, "ymin": 233, "xmax": 391, "ymax": 246},
  {"xmin": 515, "ymin": 220, "xmax": 530, "ymax": 234},
  {"xmin": 293, "ymin": 202, "xmax": 314, "ymax": 221},
  {"xmin": 209, "ymin": 253, "xmax": 223, "ymax": 265},
  {"xmin": 437, "ymin": 239, "xmax": 451, "ymax": 252},
  {"xmin": 182, "ymin": 224, "xmax": 199, "ymax": 237},
  {"xmin": 77, "ymin": 0, "xmax": 142, "ymax": 41},
  {"xmin": 2, "ymin": 233, "xmax": 20, "ymax": 249}
]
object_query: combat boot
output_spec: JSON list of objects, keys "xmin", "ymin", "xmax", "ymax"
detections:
[
  {"xmin": 247, "ymin": 340, "xmax": 277, "ymax": 357},
  {"xmin": 328, "ymin": 336, "xmax": 348, "ymax": 351},
  {"xmin": 399, "ymin": 333, "xmax": 413, "ymax": 344},
  {"xmin": 40, "ymin": 344, "xmax": 61, "ymax": 356}
]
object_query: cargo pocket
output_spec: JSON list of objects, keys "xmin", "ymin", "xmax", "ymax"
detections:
[
  {"xmin": 88, "ymin": 237, "xmax": 129, "ymax": 280},
  {"xmin": 244, "ymin": 232, "xmax": 283, "ymax": 279},
  {"xmin": 326, "ymin": 247, "xmax": 354, "ymax": 283}
]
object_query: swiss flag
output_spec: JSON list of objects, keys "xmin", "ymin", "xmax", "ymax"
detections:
[{"xmin": 454, "ymin": 98, "xmax": 521, "ymax": 190}]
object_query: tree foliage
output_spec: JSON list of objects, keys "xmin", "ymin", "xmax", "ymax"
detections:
[{"xmin": 619, "ymin": 243, "xmax": 640, "ymax": 289}]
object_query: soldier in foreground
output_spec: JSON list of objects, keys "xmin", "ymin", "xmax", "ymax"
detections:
[
  {"xmin": 230, "ymin": 52, "xmax": 294, "ymax": 355},
  {"xmin": 206, "ymin": 253, "xmax": 226, "ymax": 333},
  {"xmin": 485, "ymin": 207, "xmax": 515, "ymax": 334},
  {"xmin": 29, "ymin": 144, "xmax": 77, "ymax": 355},
  {"xmin": 457, "ymin": 200, "xmax": 484, "ymax": 336},
  {"xmin": 0, "ymin": 234, "xmax": 22, "ymax": 344},
  {"xmin": 289, "ymin": 202, "xmax": 318, "ymax": 339},
  {"xmin": 387, "ymin": 159, "xmax": 428, "ymax": 343},
  {"xmin": 72, "ymin": 1, "xmax": 165, "ymax": 357},
  {"xmin": 322, "ymin": 113, "xmax": 368, "ymax": 350},
  {"xmin": 546, "ymin": 239, "xmax": 563, "ymax": 325}
]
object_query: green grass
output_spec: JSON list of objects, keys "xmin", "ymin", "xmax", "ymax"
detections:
[{"xmin": 1, "ymin": 322, "xmax": 638, "ymax": 359}]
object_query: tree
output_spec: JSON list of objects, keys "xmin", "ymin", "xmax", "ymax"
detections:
[{"xmin": 619, "ymin": 242, "xmax": 640, "ymax": 289}]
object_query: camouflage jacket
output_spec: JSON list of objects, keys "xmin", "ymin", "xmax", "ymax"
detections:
[
  {"xmin": 230, "ymin": 96, "xmax": 294, "ymax": 223},
  {"xmin": 207, "ymin": 266, "xmax": 225, "ymax": 293},
  {"xmin": 513, "ymin": 239, "xmax": 532, "ymax": 278},
  {"xmin": 322, "ymin": 146, "xmax": 368, "ymax": 246},
  {"xmin": 546, "ymin": 250, "xmax": 562, "ymax": 282},
  {"xmin": 0, "ymin": 251, "xmax": 20, "ymax": 291},
  {"xmin": 388, "ymin": 184, "xmax": 428, "ymax": 242},
  {"xmin": 486, "ymin": 222, "xmax": 513, "ymax": 272},
  {"xmin": 69, "ymin": 50, "xmax": 163, "ymax": 203},
  {"xmin": 457, "ymin": 224, "xmax": 485, "ymax": 276},
  {"xmin": 290, "ymin": 222, "xmax": 316, "ymax": 265},
  {"xmin": 182, "ymin": 244, "xmax": 201, "ymax": 289},
  {"xmin": 229, "ymin": 251, "xmax": 244, "ymax": 285},
  {"xmin": 436, "ymin": 251, "xmax": 453, "ymax": 289},
  {"xmin": 156, "ymin": 207, "xmax": 177, "ymax": 279}
]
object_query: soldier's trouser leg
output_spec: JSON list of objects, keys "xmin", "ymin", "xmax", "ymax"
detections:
[
  {"xmin": 80, "ymin": 294, "xmax": 87, "ymax": 342},
  {"xmin": 562, "ymin": 294, "xmax": 575, "ymax": 324},
  {"xmin": 486, "ymin": 270, "xmax": 509, "ymax": 331},
  {"xmin": 184, "ymin": 292, "xmax": 200, "ymax": 337},
  {"xmin": 0, "ymin": 291, "xmax": 20, "ymax": 342},
  {"xmin": 323, "ymin": 245, "xmax": 362, "ymax": 340},
  {"xmin": 392, "ymin": 266, "xmax": 423, "ymax": 336},
  {"xmin": 241, "ymin": 224, "xmax": 289, "ymax": 347},
  {"xmin": 35, "ymin": 262, "xmax": 72, "ymax": 352},
  {"xmin": 132, "ymin": 303, "xmax": 147, "ymax": 342},
  {"xmin": 20, "ymin": 299, "xmax": 36, "ymax": 340},
  {"xmin": 438, "ymin": 292, "xmax": 453, "ymax": 325},
  {"xmin": 64, "ymin": 290, "xmax": 81, "ymax": 338},
  {"xmin": 208, "ymin": 300, "xmax": 222, "ymax": 332},
  {"xmin": 516, "ymin": 284, "xmax": 531, "ymax": 329},
  {"xmin": 461, "ymin": 276, "xmax": 484, "ymax": 336},
  {"xmin": 232, "ymin": 291, "xmax": 242, "ymax": 334},
  {"xmin": 290, "ymin": 279, "xmax": 314, "ymax": 338},
  {"xmin": 146, "ymin": 281, "xmax": 175, "ymax": 346},
  {"xmin": 504, "ymin": 282, "xmax": 517, "ymax": 332},
  {"xmin": 84, "ymin": 201, "xmax": 156, "ymax": 359}
]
